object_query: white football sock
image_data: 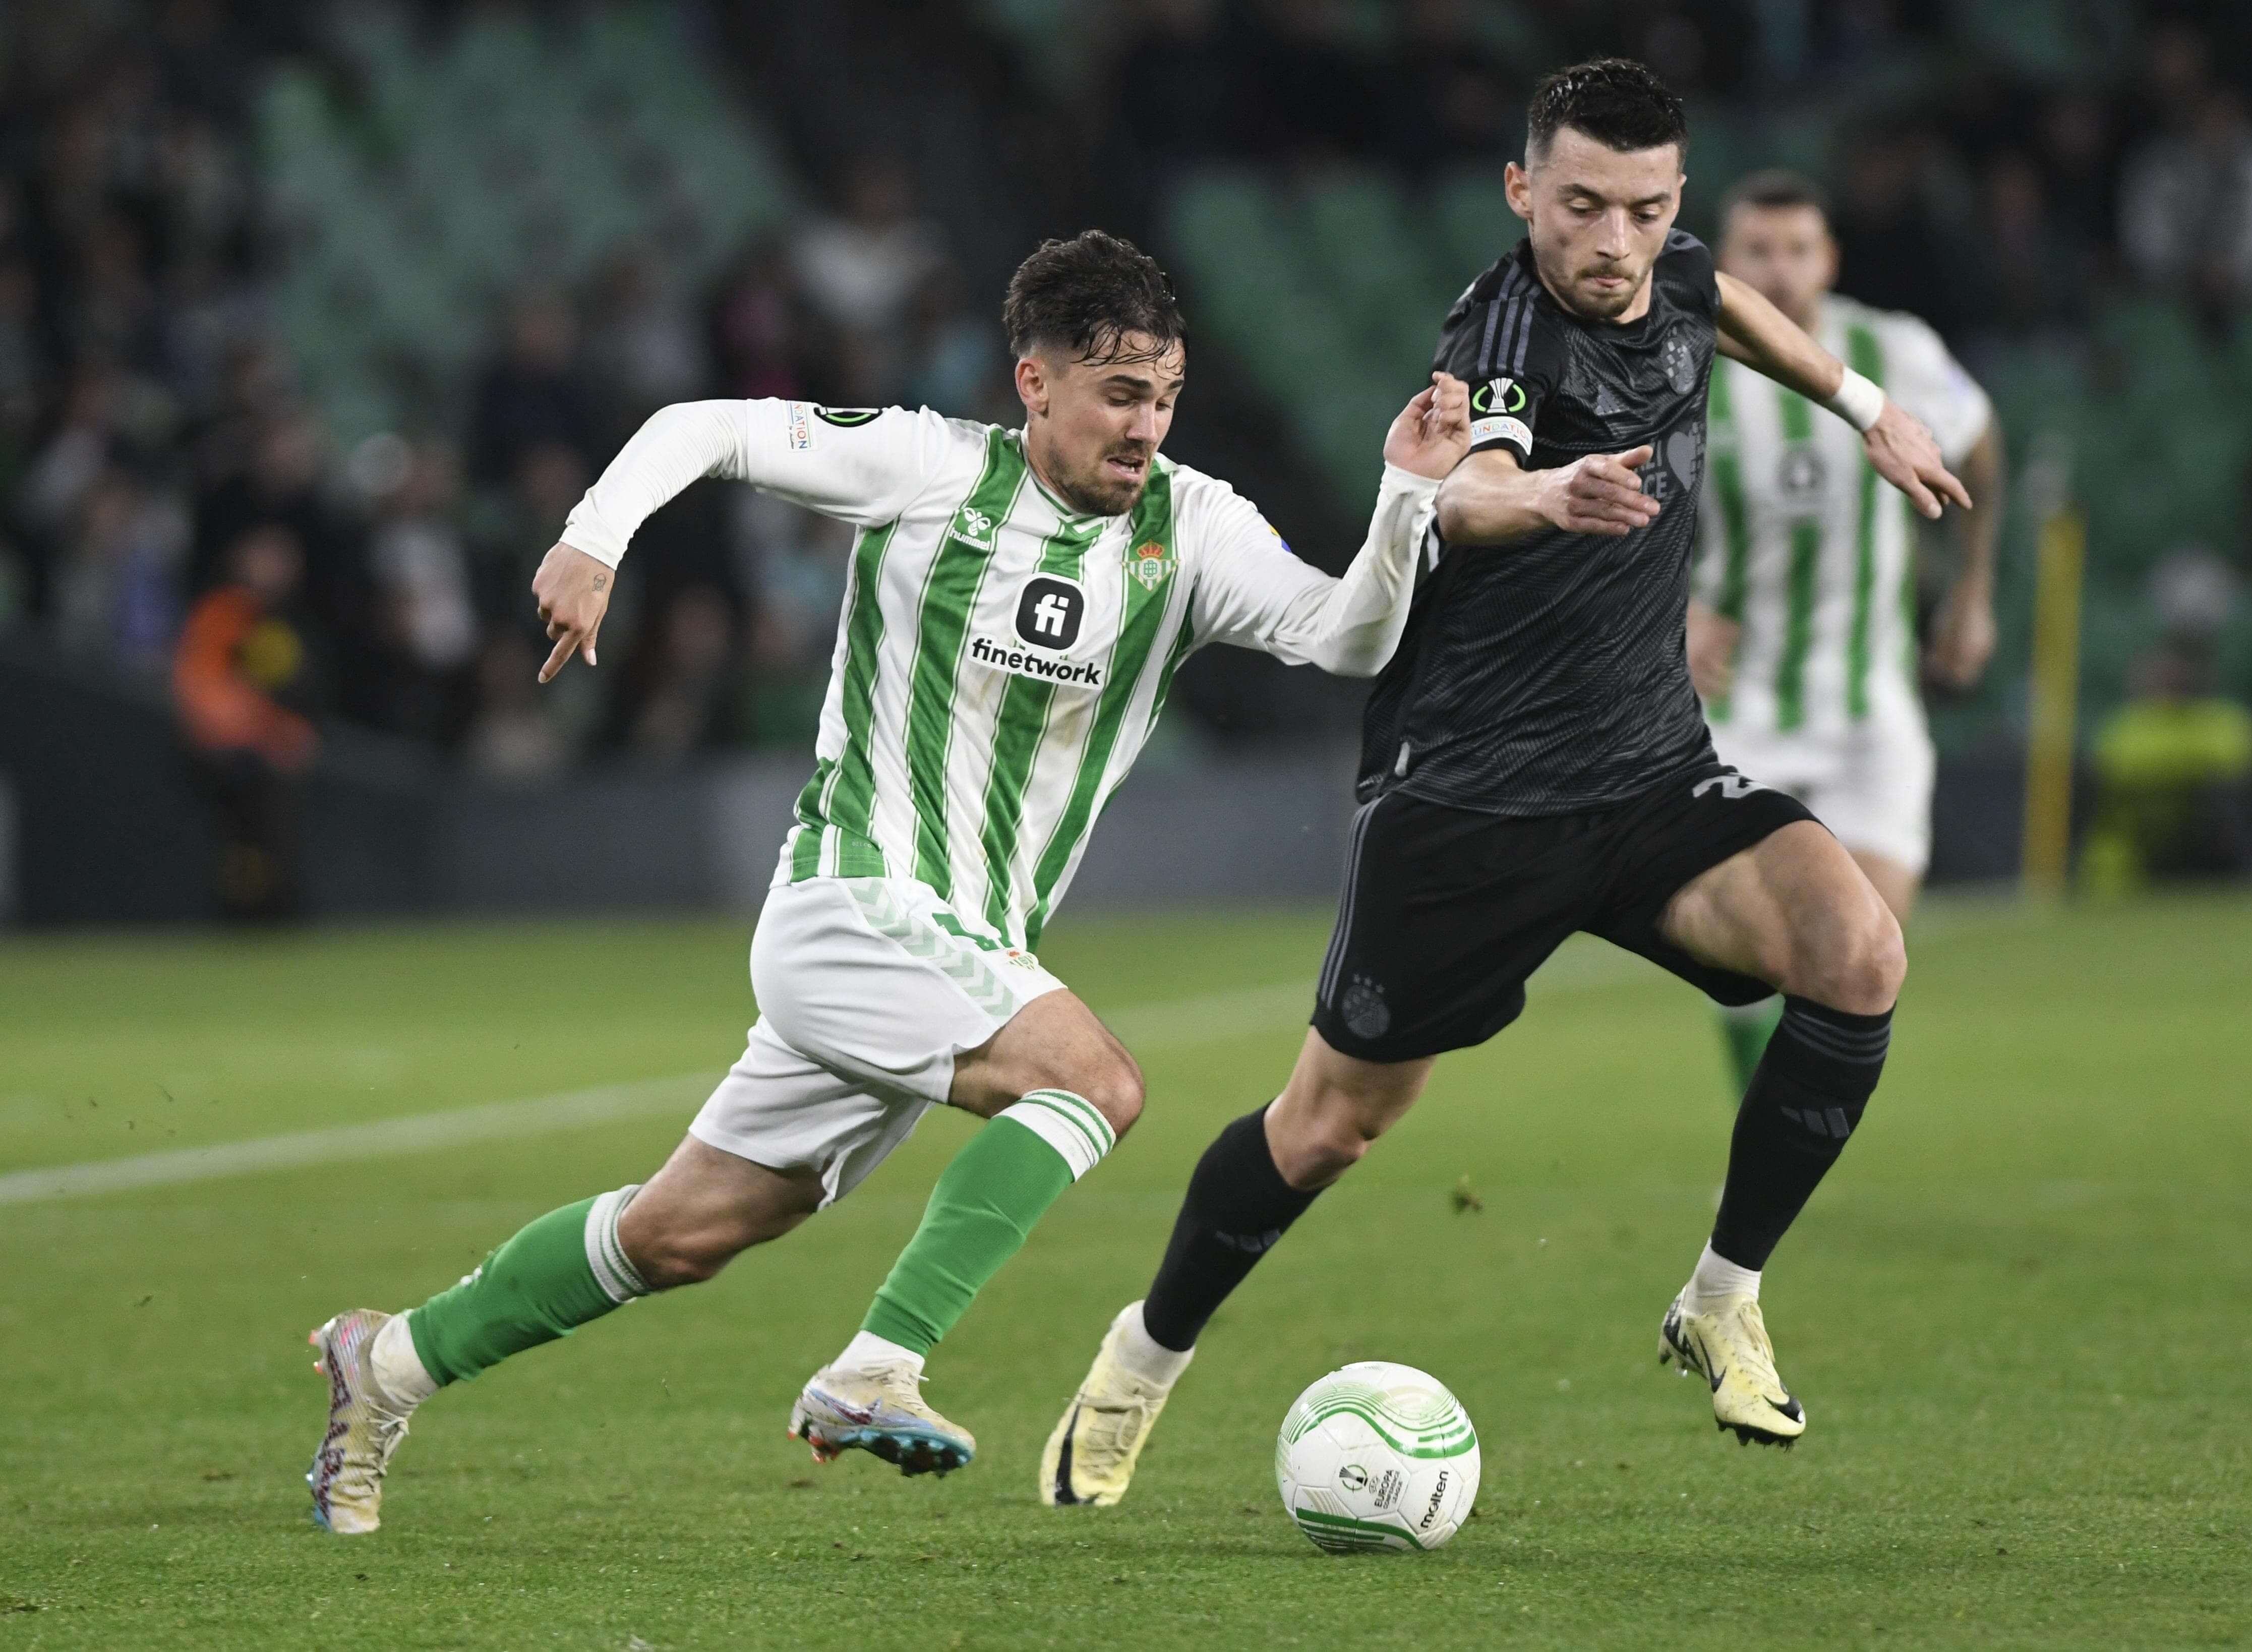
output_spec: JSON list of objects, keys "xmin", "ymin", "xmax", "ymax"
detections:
[
  {"xmin": 1686, "ymin": 1242, "xmax": 1761, "ymax": 1311},
  {"xmin": 371, "ymin": 1312, "xmax": 438, "ymax": 1408},
  {"xmin": 834, "ymin": 1330, "xmax": 924, "ymax": 1379},
  {"xmin": 1114, "ymin": 1301, "xmax": 1195, "ymax": 1387}
]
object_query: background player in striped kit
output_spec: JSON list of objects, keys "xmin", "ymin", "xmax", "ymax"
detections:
[
  {"xmin": 302, "ymin": 231, "xmax": 1472, "ymax": 1533},
  {"xmin": 1689, "ymin": 171, "xmax": 2003, "ymax": 1092}
]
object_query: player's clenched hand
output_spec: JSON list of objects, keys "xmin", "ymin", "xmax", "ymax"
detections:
[
  {"xmin": 1542, "ymin": 445, "xmax": 1661, "ymax": 537},
  {"xmin": 530, "ymin": 542, "xmax": 613, "ymax": 682},
  {"xmin": 1383, "ymin": 372, "xmax": 1473, "ymax": 480},
  {"xmin": 1865, "ymin": 402, "xmax": 1972, "ymax": 520},
  {"xmin": 1686, "ymin": 601, "xmax": 1740, "ymax": 699}
]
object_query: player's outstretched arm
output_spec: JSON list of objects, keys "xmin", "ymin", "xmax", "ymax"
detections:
[
  {"xmin": 1715, "ymin": 272, "xmax": 1973, "ymax": 522},
  {"xmin": 530, "ymin": 398, "xmax": 939, "ymax": 681},
  {"xmin": 1192, "ymin": 375, "xmax": 1469, "ymax": 678},
  {"xmin": 1435, "ymin": 443, "xmax": 1661, "ymax": 544}
]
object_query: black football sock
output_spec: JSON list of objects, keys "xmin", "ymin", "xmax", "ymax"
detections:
[
  {"xmin": 1708, "ymin": 996, "xmax": 1892, "ymax": 1271},
  {"xmin": 1140, "ymin": 1105, "xmax": 1323, "ymax": 1353}
]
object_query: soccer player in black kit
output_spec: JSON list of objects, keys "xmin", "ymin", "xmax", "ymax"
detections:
[{"xmin": 1040, "ymin": 59, "xmax": 1975, "ymax": 1504}]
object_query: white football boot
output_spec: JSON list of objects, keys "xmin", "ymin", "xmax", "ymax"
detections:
[
  {"xmin": 788, "ymin": 1361, "xmax": 975, "ymax": 1477},
  {"xmin": 306, "ymin": 1310, "xmax": 416, "ymax": 1532},
  {"xmin": 1658, "ymin": 1289, "xmax": 1807, "ymax": 1447},
  {"xmin": 1040, "ymin": 1302, "xmax": 1189, "ymax": 1507}
]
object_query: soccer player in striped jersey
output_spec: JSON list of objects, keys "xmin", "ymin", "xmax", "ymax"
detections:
[
  {"xmin": 1689, "ymin": 171, "xmax": 2002, "ymax": 1092},
  {"xmin": 303, "ymin": 231, "xmax": 1472, "ymax": 1532}
]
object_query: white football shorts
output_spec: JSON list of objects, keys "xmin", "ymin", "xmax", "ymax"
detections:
[
  {"xmin": 1709, "ymin": 710, "xmax": 1936, "ymax": 876},
  {"xmin": 688, "ymin": 876, "xmax": 1066, "ymax": 1206}
]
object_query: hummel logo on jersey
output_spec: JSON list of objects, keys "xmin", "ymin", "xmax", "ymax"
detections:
[
  {"xmin": 954, "ymin": 505, "xmax": 996, "ymax": 550},
  {"xmin": 1692, "ymin": 773, "xmax": 1773, "ymax": 802},
  {"xmin": 1015, "ymin": 574, "xmax": 1085, "ymax": 650}
]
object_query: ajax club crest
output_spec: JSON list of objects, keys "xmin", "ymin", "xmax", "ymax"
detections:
[{"xmin": 1129, "ymin": 540, "xmax": 1174, "ymax": 591}]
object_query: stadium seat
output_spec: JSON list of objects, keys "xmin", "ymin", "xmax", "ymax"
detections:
[{"xmin": 261, "ymin": 7, "xmax": 795, "ymax": 447}]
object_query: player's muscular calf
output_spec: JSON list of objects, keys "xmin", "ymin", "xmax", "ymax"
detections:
[
  {"xmin": 1264, "ymin": 1030, "xmax": 1435, "ymax": 1190},
  {"xmin": 619, "ymin": 1136, "xmax": 825, "ymax": 1288},
  {"xmin": 1662, "ymin": 820, "xmax": 1906, "ymax": 1014}
]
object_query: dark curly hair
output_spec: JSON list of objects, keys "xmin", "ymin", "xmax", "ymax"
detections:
[
  {"xmin": 1002, "ymin": 230, "xmax": 1186, "ymax": 366},
  {"xmin": 1526, "ymin": 58, "xmax": 1688, "ymax": 162}
]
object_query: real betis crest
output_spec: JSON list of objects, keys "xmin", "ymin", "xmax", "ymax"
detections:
[{"xmin": 1128, "ymin": 540, "xmax": 1174, "ymax": 591}]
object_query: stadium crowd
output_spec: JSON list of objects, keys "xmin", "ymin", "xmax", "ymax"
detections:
[{"xmin": 0, "ymin": 0, "xmax": 2247, "ymax": 788}]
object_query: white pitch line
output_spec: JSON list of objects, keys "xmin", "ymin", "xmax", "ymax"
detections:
[
  {"xmin": 0, "ymin": 900, "xmax": 2029, "ymax": 1208},
  {"xmin": 0, "ymin": 979, "xmax": 1316, "ymax": 1208}
]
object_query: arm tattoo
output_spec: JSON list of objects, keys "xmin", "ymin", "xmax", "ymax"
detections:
[{"xmin": 591, "ymin": 573, "xmax": 608, "ymax": 593}]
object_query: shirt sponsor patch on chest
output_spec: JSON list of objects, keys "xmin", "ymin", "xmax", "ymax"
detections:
[{"xmin": 968, "ymin": 573, "xmax": 1105, "ymax": 688}]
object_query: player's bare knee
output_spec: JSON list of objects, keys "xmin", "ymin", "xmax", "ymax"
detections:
[
  {"xmin": 1079, "ymin": 1052, "xmax": 1145, "ymax": 1140},
  {"xmin": 1794, "ymin": 904, "xmax": 1904, "ymax": 1014}
]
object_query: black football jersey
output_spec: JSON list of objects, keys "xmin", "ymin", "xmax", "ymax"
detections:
[{"xmin": 1359, "ymin": 229, "xmax": 1723, "ymax": 814}]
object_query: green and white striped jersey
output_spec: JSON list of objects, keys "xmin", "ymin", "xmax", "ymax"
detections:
[
  {"xmin": 1693, "ymin": 295, "xmax": 1991, "ymax": 740},
  {"xmin": 563, "ymin": 399, "xmax": 1436, "ymax": 949}
]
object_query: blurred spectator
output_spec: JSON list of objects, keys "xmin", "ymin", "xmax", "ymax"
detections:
[
  {"xmin": 19, "ymin": 362, "xmax": 125, "ymax": 544},
  {"xmin": 1831, "ymin": 127, "xmax": 1968, "ymax": 337},
  {"xmin": 790, "ymin": 152, "xmax": 944, "ymax": 368},
  {"xmin": 2119, "ymin": 73, "xmax": 2252, "ymax": 321},
  {"xmin": 735, "ymin": 492, "xmax": 852, "ymax": 674},
  {"xmin": 1966, "ymin": 150, "xmax": 2089, "ymax": 340},
  {"xmin": 467, "ymin": 289, "xmax": 592, "ymax": 488},
  {"xmin": 190, "ymin": 403, "xmax": 367, "ymax": 700},
  {"xmin": 1235, "ymin": 0, "xmax": 1382, "ymax": 163},
  {"xmin": 51, "ymin": 462, "xmax": 186, "ymax": 670},
  {"xmin": 583, "ymin": 244, "xmax": 703, "ymax": 445},
  {"xmin": 1106, "ymin": 0, "xmax": 1240, "ymax": 176},
  {"xmin": 2080, "ymin": 639, "xmax": 2252, "ymax": 895},
  {"xmin": 465, "ymin": 628, "xmax": 570, "ymax": 781},
  {"xmin": 172, "ymin": 522, "xmax": 319, "ymax": 920},
  {"xmin": 364, "ymin": 436, "xmax": 477, "ymax": 745},
  {"xmin": 902, "ymin": 264, "xmax": 1002, "ymax": 418},
  {"xmin": 706, "ymin": 238, "xmax": 820, "ymax": 403},
  {"xmin": 1387, "ymin": 0, "xmax": 1520, "ymax": 172},
  {"xmin": 0, "ymin": 256, "xmax": 41, "ymax": 460},
  {"xmin": 613, "ymin": 583, "xmax": 747, "ymax": 761},
  {"xmin": 472, "ymin": 439, "xmax": 590, "ymax": 620},
  {"xmin": 2036, "ymin": 91, "xmax": 2118, "ymax": 262}
]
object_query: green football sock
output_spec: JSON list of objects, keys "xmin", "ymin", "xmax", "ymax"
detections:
[
  {"xmin": 861, "ymin": 1090, "xmax": 1116, "ymax": 1356},
  {"xmin": 407, "ymin": 1185, "xmax": 648, "ymax": 1387},
  {"xmin": 1718, "ymin": 996, "xmax": 1785, "ymax": 1096}
]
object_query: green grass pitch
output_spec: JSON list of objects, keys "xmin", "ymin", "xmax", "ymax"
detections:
[{"xmin": 2, "ymin": 893, "xmax": 2248, "ymax": 1649}]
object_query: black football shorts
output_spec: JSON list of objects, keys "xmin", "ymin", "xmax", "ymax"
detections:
[{"xmin": 1310, "ymin": 765, "xmax": 1818, "ymax": 1064}]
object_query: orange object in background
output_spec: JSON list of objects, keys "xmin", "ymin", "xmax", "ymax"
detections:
[{"xmin": 171, "ymin": 535, "xmax": 318, "ymax": 772}]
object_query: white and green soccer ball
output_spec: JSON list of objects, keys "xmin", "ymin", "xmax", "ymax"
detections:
[{"xmin": 1275, "ymin": 1362, "xmax": 1480, "ymax": 1554}]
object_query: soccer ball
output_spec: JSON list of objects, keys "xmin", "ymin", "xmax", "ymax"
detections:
[{"xmin": 1274, "ymin": 1362, "xmax": 1480, "ymax": 1553}]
